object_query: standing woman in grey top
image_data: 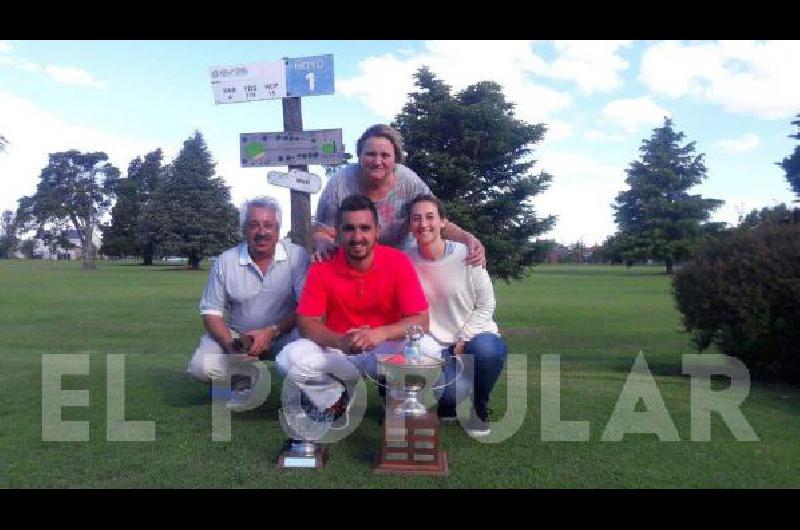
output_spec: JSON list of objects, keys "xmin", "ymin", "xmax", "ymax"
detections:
[{"xmin": 312, "ymin": 124, "xmax": 486, "ymax": 265}]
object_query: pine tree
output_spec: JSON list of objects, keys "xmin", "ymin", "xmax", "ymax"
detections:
[
  {"xmin": 101, "ymin": 149, "xmax": 164, "ymax": 264},
  {"xmin": 778, "ymin": 114, "xmax": 800, "ymax": 199},
  {"xmin": 146, "ymin": 132, "xmax": 238, "ymax": 269},
  {"xmin": 393, "ymin": 67, "xmax": 556, "ymax": 281},
  {"xmin": 612, "ymin": 117, "xmax": 724, "ymax": 273},
  {"xmin": 0, "ymin": 209, "xmax": 18, "ymax": 258}
]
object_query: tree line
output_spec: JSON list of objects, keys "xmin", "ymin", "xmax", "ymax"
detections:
[
  {"xmin": 1, "ymin": 132, "xmax": 239, "ymax": 270},
  {"xmin": 0, "ymin": 67, "xmax": 558, "ymax": 280},
  {"xmin": 2, "ymin": 68, "xmax": 799, "ymax": 281}
]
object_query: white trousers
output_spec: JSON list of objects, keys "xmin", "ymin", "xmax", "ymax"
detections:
[
  {"xmin": 187, "ymin": 329, "xmax": 298, "ymax": 383},
  {"xmin": 275, "ymin": 336, "xmax": 442, "ymax": 410}
]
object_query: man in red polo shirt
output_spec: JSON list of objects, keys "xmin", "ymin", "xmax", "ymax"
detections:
[{"xmin": 276, "ymin": 194, "xmax": 441, "ymax": 428}]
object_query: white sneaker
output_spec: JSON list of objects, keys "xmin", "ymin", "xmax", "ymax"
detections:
[{"xmin": 465, "ymin": 411, "xmax": 491, "ymax": 437}]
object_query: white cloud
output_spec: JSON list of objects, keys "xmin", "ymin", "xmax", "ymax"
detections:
[
  {"xmin": 544, "ymin": 120, "xmax": 574, "ymax": 142},
  {"xmin": 338, "ymin": 40, "xmax": 574, "ymax": 141},
  {"xmin": 602, "ymin": 97, "xmax": 671, "ymax": 133},
  {"xmin": 640, "ymin": 40, "xmax": 800, "ymax": 120},
  {"xmin": 337, "ymin": 52, "xmax": 422, "ymax": 120},
  {"xmin": 18, "ymin": 60, "xmax": 40, "ymax": 73},
  {"xmin": 0, "ymin": 91, "xmax": 159, "ymax": 214},
  {"xmin": 44, "ymin": 65, "xmax": 107, "ymax": 89},
  {"xmin": 0, "ymin": 54, "xmax": 41, "ymax": 73},
  {"xmin": 584, "ymin": 129, "xmax": 626, "ymax": 143},
  {"xmin": 713, "ymin": 133, "xmax": 760, "ymax": 154},
  {"xmin": 546, "ymin": 40, "xmax": 632, "ymax": 94},
  {"xmin": 534, "ymin": 150, "xmax": 626, "ymax": 244},
  {"xmin": 0, "ymin": 45, "xmax": 105, "ymax": 89}
]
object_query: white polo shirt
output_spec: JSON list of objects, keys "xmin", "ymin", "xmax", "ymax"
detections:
[{"xmin": 199, "ymin": 239, "xmax": 309, "ymax": 333}]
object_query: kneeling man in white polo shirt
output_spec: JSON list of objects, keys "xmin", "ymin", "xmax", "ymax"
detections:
[{"xmin": 187, "ymin": 196, "xmax": 309, "ymax": 389}]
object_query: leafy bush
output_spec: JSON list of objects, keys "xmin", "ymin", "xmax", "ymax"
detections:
[{"xmin": 673, "ymin": 215, "xmax": 800, "ymax": 383}]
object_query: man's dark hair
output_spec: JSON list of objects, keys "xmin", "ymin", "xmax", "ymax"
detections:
[{"xmin": 336, "ymin": 194, "xmax": 380, "ymax": 228}]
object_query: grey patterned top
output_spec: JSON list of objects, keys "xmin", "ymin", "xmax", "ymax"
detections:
[{"xmin": 315, "ymin": 163, "xmax": 432, "ymax": 249}]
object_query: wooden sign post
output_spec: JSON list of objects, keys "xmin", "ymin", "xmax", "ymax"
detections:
[{"xmin": 282, "ymin": 97, "xmax": 312, "ymax": 248}]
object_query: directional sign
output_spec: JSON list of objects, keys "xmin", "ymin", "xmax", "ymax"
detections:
[
  {"xmin": 240, "ymin": 129, "xmax": 346, "ymax": 167},
  {"xmin": 267, "ymin": 170, "xmax": 323, "ymax": 194},
  {"xmin": 286, "ymin": 54, "xmax": 335, "ymax": 97},
  {"xmin": 209, "ymin": 60, "xmax": 287, "ymax": 104}
]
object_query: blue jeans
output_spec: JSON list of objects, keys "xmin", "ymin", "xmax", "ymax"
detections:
[{"xmin": 437, "ymin": 333, "xmax": 508, "ymax": 414}]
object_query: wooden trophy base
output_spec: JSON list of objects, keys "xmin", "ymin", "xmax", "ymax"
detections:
[
  {"xmin": 374, "ymin": 451, "xmax": 449, "ymax": 476},
  {"xmin": 277, "ymin": 440, "xmax": 328, "ymax": 470},
  {"xmin": 374, "ymin": 398, "xmax": 449, "ymax": 476}
]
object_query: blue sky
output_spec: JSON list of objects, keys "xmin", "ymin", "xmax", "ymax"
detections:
[{"xmin": 1, "ymin": 40, "xmax": 797, "ymax": 245}]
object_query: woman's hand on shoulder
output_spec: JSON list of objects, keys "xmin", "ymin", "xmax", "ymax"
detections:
[
  {"xmin": 312, "ymin": 238, "xmax": 337, "ymax": 263},
  {"xmin": 311, "ymin": 226, "xmax": 338, "ymax": 263},
  {"xmin": 465, "ymin": 235, "xmax": 486, "ymax": 268}
]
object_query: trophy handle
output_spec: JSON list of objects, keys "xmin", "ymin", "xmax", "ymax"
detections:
[
  {"xmin": 366, "ymin": 353, "xmax": 461, "ymax": 391},
  {"xmin": 430, "ymin": 353, "xmax": 464, "ymax": 392},
  {"xmin": 362, "ymin": 369, "xmax": 390, "ymax": 390}
]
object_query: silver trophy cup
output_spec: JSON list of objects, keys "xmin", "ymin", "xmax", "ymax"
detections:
[
  {"xmin": 278, "ymin": 403, "xmax": 331, "ymax": 469},
  {"xmin": 374, "ymin": 354, "xmax": 462, "ymax": 417},
  {"xmin": 366, "ymin": 325, "xmax": 463, "ymax": 418}
]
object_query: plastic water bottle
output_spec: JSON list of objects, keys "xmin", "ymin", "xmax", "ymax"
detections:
[{"xmin": 403, "ymin": 325, "xmax": 422, "ymax": 365}]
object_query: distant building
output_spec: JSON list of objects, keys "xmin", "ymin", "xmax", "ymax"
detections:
[
  {"xmin": 32, "ymin": 228, "xmax": 101, "ymax": 260},
  {"xmin": 546, "ymin": 244, "xmax": 571, "ymax": 264},
  {"xmin": 583, "ymin": 245, "xmax": 602, "ymax": 263}
]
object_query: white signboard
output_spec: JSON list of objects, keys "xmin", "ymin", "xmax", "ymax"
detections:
[
  {"xmin": 209, "ymin": 60, "xmax": 287, "ymax": 104},
  {"xmin": 267, "ymin": 170, "xmax": 323, "ymax": 194}
]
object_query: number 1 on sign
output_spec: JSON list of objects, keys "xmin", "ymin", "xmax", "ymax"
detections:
[{"xmin": 305, "ymin": 72, "xmax": 315, "ymax": 92}]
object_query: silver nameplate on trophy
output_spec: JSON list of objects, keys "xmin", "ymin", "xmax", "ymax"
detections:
[{"xmin": 282, "ymin": 457, "xmax": 318, "ymax": 468}]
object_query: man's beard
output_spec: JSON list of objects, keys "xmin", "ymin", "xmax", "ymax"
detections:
[{"xmin": 346, "ymin": 241, "xmax": 372, "ymax": 260}]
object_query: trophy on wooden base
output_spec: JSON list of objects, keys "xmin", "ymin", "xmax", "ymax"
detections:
[{"xmin": 366, "ymin": 325, "xmax": 462, "ymax": 476}]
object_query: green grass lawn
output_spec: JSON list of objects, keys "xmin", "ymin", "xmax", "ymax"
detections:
[{"xmin": 2, "ymin": 260, "xmax": 799, "ymax": 488}]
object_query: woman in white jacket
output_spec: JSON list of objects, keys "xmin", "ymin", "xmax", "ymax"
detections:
[{"xmin": 404, "ymin": 194, "xmax": 508, "ymax": 436}]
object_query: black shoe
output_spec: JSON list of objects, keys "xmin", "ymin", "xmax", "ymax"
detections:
[
  {"xmin": 299, "ymin": 391, "xmax": 316, "ymax": 415},
  {"xmin": 321, "ymin": 387, "xmax": 354, "ymax": 430},
  {"xmin": 231, "ymin": 375, "xmax": 252, "ymax": 394},
  {"xmin": 437, "ymin": 403, "xmax": 458, "ymax": 423},
  {"xmin": 302, "ymin": 385, "xmax": 355, "ymax": 429}
]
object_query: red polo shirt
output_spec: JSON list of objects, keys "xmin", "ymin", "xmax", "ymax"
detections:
[{"xmin": 297, "ymin": 245, "xmax": 428, "ymax": 333}]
